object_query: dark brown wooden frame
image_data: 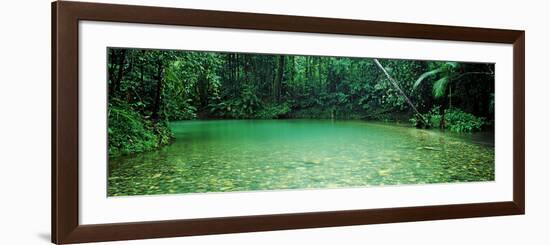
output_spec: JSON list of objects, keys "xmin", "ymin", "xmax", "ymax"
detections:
[{"xmin": 52, "ymin": 1, "xmax": 525, "ymax": 244}]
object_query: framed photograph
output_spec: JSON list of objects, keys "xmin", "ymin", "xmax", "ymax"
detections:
[{"xmin": 52, "ymin": 1, "xmax": 524, "ymax": 244}]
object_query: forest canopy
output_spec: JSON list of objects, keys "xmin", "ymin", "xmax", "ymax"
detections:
[{"xmin": 107, "ymin": 48, "xmax": 495, "ymax": 156}]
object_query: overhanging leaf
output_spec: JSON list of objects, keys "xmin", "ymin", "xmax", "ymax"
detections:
[
  {"xmin": 432, "ymin": 77, "xmax": 449, "ymax": 98},
  {"xmin": 445, "ymin": 61, "xmax": 459, "ymax": 69},
  {"xmin": 413, "ymin": 68, "xmax": 442, "ymax": 90}
]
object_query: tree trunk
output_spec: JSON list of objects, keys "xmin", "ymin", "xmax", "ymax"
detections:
[
  {"xmin": 234, "ymin": 54, "xmax": 239, "ymax": 97},
  {"xmin": 244, "ymin": 56, "xmax": 251, "ymax": 85},
  {"xmin": 113, "ymin": 49, "xmax": 127, "ymax": 96},
  {"xmin": 140, "ymin": 61, "xmax": 144, "ymax": 85},
  {"xmin": 199, "ymin": 66, "xmax": 210, "ymax": 109},
  {"xmin": 108, "ymin": 49, "xmax": 116, "ymax": 91},
  {"xmin": 373, "ymin": 59, "xmax": 429, "ymax": 126},
  {"xmin": 440, "ymin": 101, "xmax": 446, "ymax": 129},
  {"xmin": 448, "ymin": 82, "xmax": 452, "ymax": 109},
  {"xmin": 276, "ymin": 56, "xmax": 285, "ymax": 101},
  {"xmin": 272, "ymin": 57, "xmax": 277, "ymax": 101},
  {"xmin": 109, "ymin": 49, "xmax": 126, "ymax": 96},
  {"xmin": 317, "ymin": 58, "xmax": 322, "ymax": 88},
  {"xmin": 440, "ymin": 84, "xmax": 452, "ymax": 129},
  {"xmin": 152, "ymin": 59, "xmax": 164, "ymax": 121},
  {"xmin": 290, "ymin": 56, "xmax": 295, "ymax": 85}
]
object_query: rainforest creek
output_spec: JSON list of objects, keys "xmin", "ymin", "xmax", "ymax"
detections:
[{"xmin": 107, "ymin": 48, "xmax": 495, "ymax": 196}]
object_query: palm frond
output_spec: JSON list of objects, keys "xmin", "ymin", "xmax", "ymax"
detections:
[
  {"xmin": 413, "ymin": 68, "xmax": 441, "ymax": 89},
  {"xmin": 432, "ymin": 77, "xmax": 449, "ymax": 98},
  {"xmin": 445, "ymin": 62, "xmax": 459, "ymax": 69}
]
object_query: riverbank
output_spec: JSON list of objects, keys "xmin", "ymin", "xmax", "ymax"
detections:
[
  {"xmin": 108, "ymin": 103, "xmax": 173, "ymax": 157},
  {"xmin": 109, "ymin": 113, "xmax": 493, "ymax": 157}
]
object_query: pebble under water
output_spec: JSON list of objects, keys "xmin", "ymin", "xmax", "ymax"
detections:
[{"xmin": 108, "ymin": 120, "xmax": 495, "ymax": 196}]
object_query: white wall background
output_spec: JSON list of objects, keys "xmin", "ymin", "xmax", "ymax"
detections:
[{"xmin": 0, "ymin": 0, "xmax": 547, "ymax": 244}]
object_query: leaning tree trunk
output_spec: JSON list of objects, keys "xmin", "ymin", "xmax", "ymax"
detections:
[{"xmin": 373, "ymin": 59, "xmax": 429, "ymax": 126}]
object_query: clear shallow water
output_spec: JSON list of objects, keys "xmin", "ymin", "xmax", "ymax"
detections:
[{"xmin": 108, "ymin": 120, "xmax": 495, "ymax": 196}]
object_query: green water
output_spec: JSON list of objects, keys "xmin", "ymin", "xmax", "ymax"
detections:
[{"xmin": 108, "ymin": 120, "xmax": 494, "ymax": 196}]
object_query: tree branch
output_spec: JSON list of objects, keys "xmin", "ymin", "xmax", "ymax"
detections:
[{"xmin": 453, "ymin": 71, "xmax": 494, "ymax": 81}]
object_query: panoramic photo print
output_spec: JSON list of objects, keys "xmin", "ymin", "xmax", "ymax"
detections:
[{"xmin": 107, "ymin": 48, "xmax": 495, "ymax": 196}]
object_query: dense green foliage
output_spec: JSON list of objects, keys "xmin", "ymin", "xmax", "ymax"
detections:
[
  {"xmin": 107, "ymin": 48, "xmax": 495, "ymax": 156},
  {"xmin": 412, "ymin": 106, "xmax": 487, "ymax": 133},
  {"xmin": 108, "ymin": 100, "xmax": 172, "ymax": 156},
  {"xmin": 443, "ymin": 108, "xmax": 488, "ymax": 133}
]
